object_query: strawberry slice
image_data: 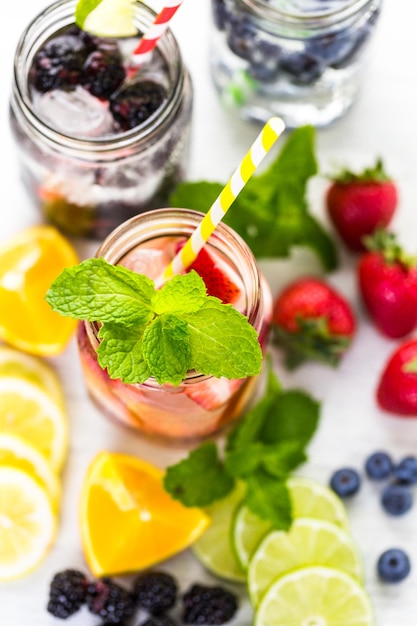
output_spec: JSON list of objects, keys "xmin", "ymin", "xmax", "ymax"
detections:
[{"xmin": 184, "ymin": 376, "xmax": 243, "ymax": 410}]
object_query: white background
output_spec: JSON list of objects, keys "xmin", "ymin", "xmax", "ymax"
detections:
[{"xmin": 2, "ymin": 0, "xmax": 417, "ymax": 624}]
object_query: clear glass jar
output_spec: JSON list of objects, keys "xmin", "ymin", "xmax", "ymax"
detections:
[
  {"xmin": 9, "ymin": 0, "xmax": 193, "ymax": 239},
  {"xmin": 77, "ymin": 208, "xmax": 273, "ymax": 443},
  {"xmin": 210, "ymin": 0, "xmax": 382, "ymax": 127}
]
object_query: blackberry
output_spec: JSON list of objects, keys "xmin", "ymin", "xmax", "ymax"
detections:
[
  {"xmin": 81, "ymin": 50, "xmax": 126, "ymax": 100},
  {"xmin": 133, "ymin": 571, "xmax": 178, "ymax": 614},
  {"xmin": 86, "ymin": 577, "xmax": 136, "ymax": 624},
  {"xmin": 47, "ymin": 569, "xmax": 89, "ymax": 619},
  {"xmin": 182, "ymin": 584, "xmax": 238, "ymax": 625},
  {"xmin": 30, "ymin": 30, "xmax": 87, "ymax": 92},
  {"xmin": 110, "ymin": 81, "xmax": 167, "ymax": 131},
  {"xmin": 140, "ymin": 616, "xmax": 179, "ymax": 626}
]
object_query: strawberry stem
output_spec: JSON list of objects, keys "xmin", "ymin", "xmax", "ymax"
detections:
[{"xmin": 363, "ymin": 229, "xmax": 417, "ymax": 268}]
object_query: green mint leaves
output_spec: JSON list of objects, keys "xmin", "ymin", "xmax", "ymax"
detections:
[
  {"xmin": 45, "ymin": 258, "xmax": 262, "ymax": 386},
  {"xmin": 170, "ymin": 126, "xmax": 338, "ymax": 272},
  {"xmin": 164, "ymin": 361, "xmax": 320, "ymax": 530}
]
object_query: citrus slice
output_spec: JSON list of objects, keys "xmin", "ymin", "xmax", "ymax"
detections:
[
  {"xmin": 0, "ymin": 466, "xmax": 56, "ymax": 581},
  {"xmin": 0, "ymin": 225, "xmax": 78, "ymax": 356},
  {"xmin": 232, "ymin": 476, "xmax": 349, "ymax": 571},
  {"xmin": 75, "ymin": 0, "xmax": 137, "ymax": 38},
  {"xmin": 192, "ymin": 482, "xmax": 246, "ymax": 583},
  {"xmin": 248, "ymin": 518, "xmax": 364, "ymax": 607},
  {"xmin": 0, "ymin": 345, "xmax": 64, "ymax": 406},
  {"xmin": 0, "ymin": 433, "xmax": 61, "ymax": 510},
  {"xmin": 255, "ymin": 566, "xmax": 374, "ymax": 626},
  {"xmin": 80, "ymin": 451, "xmax": 210, "ymax": 577},
  {"xmin": 0, "ymin": 377, "xmax": 68, "ymax": 472}
]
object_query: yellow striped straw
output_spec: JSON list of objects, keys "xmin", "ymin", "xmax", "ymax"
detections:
[{"xmin": 163, "ymin": 116, "xmax": 286, "ymax": 280}]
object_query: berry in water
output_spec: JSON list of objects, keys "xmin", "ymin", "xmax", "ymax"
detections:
[
  {"xmin": 47, "ymin": 569, "xmax": 89, "ymax": 619},
  {"xmin": 30, "ymin": 31, "xmax": 87, "ymax": 93},
  {"xmin": 183, "ymin": 246, "xmax": 242, "ymax": 304},
  {"xmin": 329, "ymin": 468, "xmax": 361, "ymax": 498},
  {"xmin": 381, "ymin": 484, "xmax": 413, "ymax": 516},
  {"xmin": 140, "ymin": 617, "xmax": 179, "ymax": 626},
  {"xmin": 394, "ymin": 456, "xmax": 417, "ymax": 485},
  {"xmin": 280, "ymin": 51, "xmax": 324, "ymax": 85},
  {"xmin": 364, "ymin": 451, "xmax": 394, "ymax": 481},
  {"xmin": 81, "ymin": 49, "xmax": 126, "ymax": 99},
  {"xmin": 86, "ymin": 577, "xmax": 136, "ymax": 624},
  {"xmin": 133, "ymin": 571, "xmax": 178, "ymax": 614},
  {"xmin": 110, "ymin": 81, "xmax": 167, "ymax": 131},
  {"xmin": 226, "ymin": 14, "xmax": 257, "ymax": 61},
  {"xmin": 377, "ymin": 548, "xmax": 411, "ymax": 583},
  {"xmin": 182, "ymin": 584, "xmax": 238, "ymax": 625}
]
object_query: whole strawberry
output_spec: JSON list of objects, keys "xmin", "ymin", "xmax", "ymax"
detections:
[
  {"xmin": 272, "ymin": 277, "xmax": 356, "ymax": 369},
  {"xmin": 377, "ymin": 340, "xmax": 417, "ymax": 416},
  {"xmin": 358, "ymin": 230, "xmax": 417, "ymax": 339},
  {"xmin": 326, "ymin": 159, "xmax": 398, "ymax": 252}
]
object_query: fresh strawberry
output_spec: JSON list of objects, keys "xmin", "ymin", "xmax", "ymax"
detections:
[
  {"xmin": 326, "ymin": 158, "xmax": 398, "ymax": 252},
  {"xmin": 272, "ymin": 277, "xmax": 356, "ymax": 369},
  {"xmin": 358, "ymin": 230, "xmax": 417, "ymax": 339},
  {"xmin": 377, "ymin": 340, "xmax": 417, "ymax": 416}
]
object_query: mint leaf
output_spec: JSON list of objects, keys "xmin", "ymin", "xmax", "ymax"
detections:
[
  {"xmin": 163, "ymin": 442, "xmax": 234, "ymax": 507},
  {"xmin": 152, "ymin": 271, "xmax": 207, "ymax": 315},
  {"xmin": 260, "ymin": 389, "xmax": 320, "ymax": 447},
  {"xmin": 170, "ymin": 126, "xmax": 338, "ymax": 271},
  {"xmin": 97, "ymin": 323, "xmax": 151, "ymax": 383},
  {"xmin": 45, "ymin": 258, "xmax": 155, "ymax": 326},
  {"xmin": 225, "ymin": 441, "xmax": 306, "ymax": 479},
  {"xmin": 184, "ymin": 299, "xmax": 262, "ymax": 379},
  {"xmin": 245, "ymin": 470, "xmax": 292, "ymax": 530},
  {"xmin": 142, "ymin": 314, "xmax": 191, "ymax": 386}
]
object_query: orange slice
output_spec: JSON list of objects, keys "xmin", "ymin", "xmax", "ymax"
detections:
[
  {"xmin": 0, "ymin": 225, "xmax": 79, "ymax": 355},
  {"xmin": 80, "ymin": 451, "xmax": 211, "ymax": 577}
]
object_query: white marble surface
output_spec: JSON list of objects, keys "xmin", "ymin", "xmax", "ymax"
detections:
[{"xmin": 2, "ymin": 0, "xmax": 417, "ymax": 624}]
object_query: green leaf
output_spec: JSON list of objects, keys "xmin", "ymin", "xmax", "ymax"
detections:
[
  {"xmin": 245, "ymin": 470, "xmax": 292, "ymax": 530},
  {"xmin": 152, "ymin": 271, "xmax": 208, "ymax": 315},
  {"xmin": 46, "ymin": 257, "xmax": 155, "ymax": 326},
  {"xmin": 170, "ymin": 182, "xmax": 223, "ymax": 214},
  {"xmin": 142, "ymin": 314, "xmax": 191, "ymax": 386},
  {"xmin": 260, "ymin": 389, "xmax": 320, "ymax": 448},
  {"xmin": 163, "ymin": 442, "xmax": 235, "ymax": 507},
  {"xmin": 184, "ymin": 299, "xmax": 262, "ymax": 379},
  {"xmin": 96, "ymin": 323, "xmax": 151, "ymax": 384}
]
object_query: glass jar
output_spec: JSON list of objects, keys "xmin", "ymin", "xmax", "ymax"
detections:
[
  {"xmin": 9, "ymin": 0, "xmax": 193, "ymax": 239},
  {"xmin": 77, "ymin": 208, "xmax": 273, "ymax": 442},
  {"xmin": 210, "ymin": 0, "xmax": 382, "ymax": 127}
]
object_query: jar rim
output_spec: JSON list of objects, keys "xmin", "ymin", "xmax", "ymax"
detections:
[{"xmin": 11, "ymin": 0, "xmax": 185, "ymax": 156}]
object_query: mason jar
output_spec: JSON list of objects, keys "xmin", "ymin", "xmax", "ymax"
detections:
[
  {"xmin": 77, "ymin": 208, "xmax": 273, "ymax": 442},
  {"xmin": 9, "ymin": 0, "xmax": 193, "ymax": 239},
  {"xmin": 210, "ymin": 0, "xmax": 382, "ymax": 127}
]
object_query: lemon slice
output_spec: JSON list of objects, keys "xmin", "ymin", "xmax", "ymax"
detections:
[
  {"xmin": 0, "ymin": 345, "xmax": 64, "ymax": 407},
  {"xmin": 75, "ymin": 0, "xmax": 137, "ymax": 37},
  {"xmin": 255, "ymin": 566, "xmax": 374, "ymax": 626},
  {"xmin": 0, "ymin": 433, "xmax": 61, "ymax": 510},
  {"xmin": 233, "ymin": 476, "xmax": 349, "ymax": 571},
  {"xmin": 192, "ymin": 482, "xmax": 246, "ymax": 583},
  {"xmin": 0, "ymin": 377, "xmax": 68, "ymax": 472},
  {"xmin": 0, "ymin": 466, "xmax": 56, "ymax": 581},
  {"xmin": 248, "ymin": 518, "xmax": 364, "ymax": 607}
]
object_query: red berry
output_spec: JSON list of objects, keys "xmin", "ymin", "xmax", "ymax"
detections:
[
  {"xmin": 184, "ymin": 246, "xmax": 242, "ymax": 305},
  {"xmin": 326, "ymin": 159, "xmax": 398, "ymax": 252},
  {"xmin": 377, "ymin": 340, "xmax": 417, "ymax": 416}
]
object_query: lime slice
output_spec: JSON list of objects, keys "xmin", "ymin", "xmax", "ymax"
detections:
[
  {"xmin": 75, "ymin": 0, "xmax": 137, "ymax": 38},
  {"xmin": 248, "ymin": 518, "xmax": 364, "ymax": 607},
  {"xmin": 232, "ymin": 476, "xmax": 349, "ymax": 571},
  {"xmin": 255, "ymin": 566, "xmax": 374, "ymax": 626},
  {"xmin": 192, "ymin": 482, "xmax": 246, "ymax": 583}
]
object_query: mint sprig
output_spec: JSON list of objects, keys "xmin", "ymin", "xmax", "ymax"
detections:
[
  {"xmin": 164, "ymin": 360, "xmax": 321, "ymax": 530},
  {"xmin": 170, "ymin": 126, "xmax": 338, "ymax": 272},
  {"xmin": 46, "ymin": 258, "xmax": 262, "ymax": 386}
]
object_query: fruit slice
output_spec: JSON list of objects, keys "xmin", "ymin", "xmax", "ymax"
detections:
[
  {"xmin": 248, "ymin": 518, "xmax": 363, "ymax": 607},
  {"xmin": 0, "ymin": 345, "xmax": 64, "ymax": 406},
  {"xmin": 232, "ymin": 476, "xmax": 349, "ymax": 571},
  {"xmin": 185, "ymin": 246, "xmax": 243, "ymax": 306},
  {"xmin": 0, "ymin": 377, "xmax": 68, "ymax": 472},
  {"xmin": 0, "ymin": 225, "xmax": 78, "ymax": 356},
  {"xmin": 184, "ymin": 376, "xmax": 243, "ymax": 410},
  {"xmin": 255, "ymin": 566, "xmax": 374, "ymax": 626},
  {"xmin": 0, "ymin": 434, "xmax": 61, "ymax": 510},
  {"xmin": 80, "ymin": 452, "xmax": 210, "ymax": 577},
  {"xmin": 75, "ymin": 0, "xmax": 137, "ymax": 38},
  {"xmin": 0, "ymin": 466, "xmax": 56, "ymax": 581},
  {"xmin": 192, "ymin": 482, "xmax": 246, "ymax": 583}
]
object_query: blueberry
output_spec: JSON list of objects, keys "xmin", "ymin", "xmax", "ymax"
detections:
[
  {"xmin": 226, "ymin": 14, "xmax": 257, "ymax": 61},
  {"xmin": 248, "ymin": 40, "xmax": 281, "ymax": 82},
  {"xmin": 81, "ymin": 49, "xmax": 126, "ymax": 100},
  {"xmin": 330, "ymin": 468, "xmax": 361, "ymax": 498},
  {"xmin": 306, "ymin": 30, "xmax": 354, "ymax": 66},
  {"xmin": 381, "ymin": 484, "xmax": 413, "ymax": 516},
  {"xmin": 365, "ymin": 451, "xmax": 394, "ymax": 481},
  {"xmin": 109, "ymin": 80, "xmax": 167, "ymax": 131},
  {"xmin": 212, "ymin": 0, "xmax": 229, "ymax": 30},
  {"xmin": 394, "ymin": 456, "xmax": 417, "ymax": 485},
  {"xmin": 377, "ymin": 548, "xmax": 411, "ymax": 583},
  {"xmin": 280, "ymin": 51, "xmax": 324, "ymax": 85}
]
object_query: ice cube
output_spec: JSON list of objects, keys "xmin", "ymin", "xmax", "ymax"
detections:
[
  {"xmin": 35, "ymin": 86, "xmax": 115, "ymax": 138},
  {"xmin": 120, "ymin": 238, "xmax": 177, "ymax": 280}
]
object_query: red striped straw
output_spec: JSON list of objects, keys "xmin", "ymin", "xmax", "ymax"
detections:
[{"xmin": 131, "ymin": 0, "xmax": 184, "ymax": 67}]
